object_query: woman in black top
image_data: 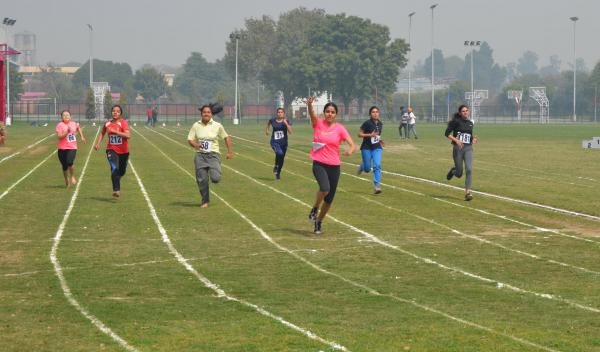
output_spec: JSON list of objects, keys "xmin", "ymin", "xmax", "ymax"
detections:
[
  {"xmin": 357, "ymin": 106, "xmax": 384, "ymax": 194},
  {"xmin": 445, "ymin": 105, "xmax": 478, "ymax": 201}
]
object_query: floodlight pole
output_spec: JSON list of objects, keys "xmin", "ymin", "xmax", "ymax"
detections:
[
  {"xmin": 230, "ymin": 33, "xmax": 240, "ymax": 124},
  {"xmin": 87, "ymin": 24, "xmax": 93, "ymax": 88},
  {"xmin": 570, "ymin": 16, "xmax": 578, "ymax": 122},
  {"xmin": 407, "ymin": 12, "xmax": 415, "ymax": 108},
  {"xmin": 430, "ymin": 4, "xmax": 438, "ymax": 121},
  {"xmin": 464, "ymin": 41, "xmax": 481, "ymax": 110},
  {"xmin": 3, "ymin": 18, "xmax": 17, "ymax": 124}
]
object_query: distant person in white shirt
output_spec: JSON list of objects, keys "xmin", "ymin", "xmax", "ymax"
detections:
[{"xmin": 407, "ymin": 107, "xmax": 418, "ymax": 140}]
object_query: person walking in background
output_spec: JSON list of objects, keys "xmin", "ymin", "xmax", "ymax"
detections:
[
  {"xmin": 357, "ymin": 106, "xmax": 384, "ymax": 194},
  {"xmin": 95, "ymin": 105, "xmax": 131, "ymax": 198},
  {"xmin": 399, "ymin": 106, "xmax": 408, "ymax": 139},
  {"xmin": 55, "ymin": 110, "xmax": 86, "ymax": 186},
  {"xmin": 151, "ymin": 106, "xmax": 158, "ymax": 127},
  {"xmin": 146, "ymin": 106, "xmax": 152, "ymax": 126},
  {"xmin": 265, "ymin": 107, "xmax": 293, "ymax": 180},
  {"xmin": 187, "ymin": 103, "xmax": 233, "ymax": 208},
  {"xmin": 407, "ymin": 107, "xmax": 418, "ymax": 139},
  {"xmin": 307, "ymin": 96, "xmax": 356, "ymax": 235},
  {"xmin": 445, "ymin": 104, "xmax": 477, "ymax": 201}
]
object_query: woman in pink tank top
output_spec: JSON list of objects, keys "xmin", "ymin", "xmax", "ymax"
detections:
[{"xmin": 55, "ymin": 110, "xmax": 86, "ymax": 186}]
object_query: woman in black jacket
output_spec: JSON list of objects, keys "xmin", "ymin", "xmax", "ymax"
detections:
[{"xmin": 445, "ymin": 105, "xmax": 478, "ymax": 201}]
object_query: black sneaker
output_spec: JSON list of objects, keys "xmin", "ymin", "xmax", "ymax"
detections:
[
  {"xmin": 275, "ymin": 173, "xmax": 281, "ymax": 180},
  {"xmin": 308, "ymin": 207, "xmax": 318, "ymax": 222},
  {"xmin": 446, "ymin": 167, "xmax": 455, "ymax": 180},
  {"xmin": 314, "ymin": 220, "xmax": 322, "ymax": 235},
  {"xmin": 465, "ymin": 192, "xmax": 473, "ymax": 201}
]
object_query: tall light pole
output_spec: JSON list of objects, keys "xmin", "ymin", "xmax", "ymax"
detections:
[
  {"xmin": 464, "ymin": 40, "xmax": 481, "ymax": 109},
  {"xmin": 430, "ymin": 4, "xmax": 438, "ymax": 121},
  {"xmin": 407, "ymin": 12, "xmax": 415, "ymax": 108},
  {"xmin": 3, "ymin": 17, "xmax": 16, "ymax": 124},
  {"xmin": 87, "ymin": 24, "xmax": 93, "ymax": 88},
  {"xmin": 570, "ymin": 16, "xmax": 578, "ymax": 122},
  {"xmin": 230, "ymin": 33, "xmax": 241, "ymax": 124}
]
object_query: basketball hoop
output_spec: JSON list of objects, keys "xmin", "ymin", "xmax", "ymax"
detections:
[
  {"xmin": 529, "ymin": 87, "xmax": 550, "ymax": 123},
  {"xmin": 465, "ymin": 89, "xmax": 488, "ymax": 122}
]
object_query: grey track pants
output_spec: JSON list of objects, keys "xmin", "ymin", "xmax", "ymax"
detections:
[
  {"xmin": 194, "ymin": 152, "xmax": 221, "ymax": 204},
  {"xmin": 452, "ymin": 144, "xmax": 473, "ymax": 189}
]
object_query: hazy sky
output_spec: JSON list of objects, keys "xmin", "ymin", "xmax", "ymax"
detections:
[{"xmin": 3, "ymin": 0, "xmax": 599, "ymax": 71}]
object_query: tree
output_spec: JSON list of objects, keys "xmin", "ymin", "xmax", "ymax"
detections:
[
  {"xmin": 85, "ymin": 87, "xmax": 95, "ymax": 120},
  {"xmin": 460, "ymin": 42, "xmax": 506, "ymax": 93},
  {"xmin": 174, "ymin": 53, "xmax": 232, "ymax": 103},
  {"xmin": 539, "ymin": 55, "xmax": 561, "ymax": 77},
  {"xmin": 35, "ymin": 64, "xmax": 79, "ymax": 102},
  {"xmin": 73, "ymin": 59, "xmax": 134, "ymax": 92},
  {"xmin": 420, "ymin": 49, "xmax": 445, "ymax": 77},
  {"xmin": 9, "ymin": 62, "xmax": 23, "ymax": 101},
  {"xmin": 133, "ymin": 67, "xmax": 166, "ymax": 102},
  {"xmin": 517, "ymin": 51, "xmax": 539, "ymax": 76},
  {"xmin": 444, "ymin": 55, "xmax": 465, "ymax": 79},
  {"xmin": 103, "ymin": 90, "xmax": 113, "ymax": 119},
  {"xmin": 118, "ymin": 92, "xmax": 129, "ymax": 120}
]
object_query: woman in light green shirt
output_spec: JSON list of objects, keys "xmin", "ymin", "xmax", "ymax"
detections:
[{"xmin": 187, "ymin": 103, "xmax": 233, "ymax": 208}]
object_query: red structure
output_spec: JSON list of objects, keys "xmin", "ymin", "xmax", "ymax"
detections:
[{"xmin": 0, "ymin": 44, "xmax": 21, "ymax": 124}]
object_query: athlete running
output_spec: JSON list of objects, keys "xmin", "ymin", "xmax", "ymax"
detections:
[
  {"xmin": 95, "ymin": 105, "xmax": 131, "ymax": 198},
  {"xmin": 357, "ymin": 106, "xmax": 384, "ymax": 194},
  {"xmin": 265, "ymin": 107, "xmax": 292, "ymax": 180},
  {"xmin": 55, "ymin": 110, "xmax": 86, "ymax": 186},
  {"xmin": 445, "ymin": 104, "xmax": 477, "ymax": 201}
]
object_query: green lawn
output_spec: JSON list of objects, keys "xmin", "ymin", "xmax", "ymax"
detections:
[{"xmin": 1, "ymin": 121, "xmax": 600, "ymax": 351}]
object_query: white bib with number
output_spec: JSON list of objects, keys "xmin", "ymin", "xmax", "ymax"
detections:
[
  {"xmin": 67, "ymin": 133, "xmax": 77, "ymax": 143},
  {"xmin": 198, "ymin": 139, "xmax": 213, "ymax": 153},
  {"xmin": 109, "ymin": 135, "xmax": 123, "ymax": 145},
  {"xmin": 457, "ymin": 132, "xmax": 472, "ymax": 144},
  {"xmin": 370, "ymin": 135, "xmax": 381, "ymax": 144},
  {"xmin": 274, "ymin": 130, "xmax": 285, "ymax": 140}
]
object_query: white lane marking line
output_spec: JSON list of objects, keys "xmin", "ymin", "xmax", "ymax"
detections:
[
  {"xmin": 432, "ymin": 197, "xmax": 600, "ymax": 245},
  {"xmin": 50, "ymin": 127, "xmax": 138, "ymax": 352},
  {"xmin": 234, "ymin": 149, "xmax": 600, "ymax": 277},
  {"xmin": 144, "ymin": 128, "xmax": 563, "ymax": 352},
  {"xmin": 132, "ymin": 129, "xmax": 350, "ymax": 351},
  {"xmin": 0, "ymin": 150, "xmax": 57, "ymax": 201},
  {"xmin": 4, "ymin": 247, "xmax": 368, "ymax": 278},
  {"xmin": 234, "ymin": 140, "xmax": 600, "ymax": 247},
  {"xmin": 151, "ymin": 127, "xmax": 600, "ymax": 314},
  {"xmin": 0, "ymin": 133, "xmax": 54, "ymax": 164},
  {"xmin": 229, "ymin": 134, "xmax": 600, "ymax": 222}
]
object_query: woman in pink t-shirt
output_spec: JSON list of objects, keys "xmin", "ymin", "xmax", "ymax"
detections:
[
  {"xmin": 307, "ymin": 96, "xmax": 356, "ymax": 235},
  {"xmin": 55, "ymin": 110, "xmax": 86, "ymax": 186}
]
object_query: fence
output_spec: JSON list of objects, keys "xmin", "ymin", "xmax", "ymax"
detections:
[{"xmin": 8, "ymin": 101, "xmax": 600, "ymax": 125}]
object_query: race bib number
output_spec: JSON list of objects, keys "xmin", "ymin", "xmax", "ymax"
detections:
[
  {"xmin": 457, "ymin": 132, "xmax": 472, "ymax": 144},
  {"xmin": 370, "ymin": 136, "xmax": 381, "ymax": 144},
  {"xmin": 67, "ymin": 133, "xmax": 77, "ymax": 143},
  {"xmin": 109, "ymin": 135, "xmax": 123, "ymax": 145},
  {"xmin": 274, "ymin": 131, "xmax": 285, "ymax": 140},
  {"xmin": 198, "ymin": 139, "xmax": 213, "ymax": 153}
]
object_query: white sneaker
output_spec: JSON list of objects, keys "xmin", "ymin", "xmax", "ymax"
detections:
[{"xmin": 357, "ymin": 164, "xmax": 363, "ymax": 175}]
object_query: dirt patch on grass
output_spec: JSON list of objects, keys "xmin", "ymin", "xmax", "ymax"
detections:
[
  {"xmin": 0, "ymin": 250, "xmax": 24, "ymax": 265},
  {"xmin": 28, "ymin": 145, "xmax": 49, "ymax": 155},
  {"xmin": 479, "ymin": 227, "xmax": 540, "ymax": 239},
  {"xmin": 0, "ymin": 147, "xmax": 15, "ymax": 153},
  {"xmin": 557, "ymin": 224, "xmax": 600, "ymax": 238}
]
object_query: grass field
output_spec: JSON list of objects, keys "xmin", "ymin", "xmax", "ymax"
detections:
[{"xmin": 1, "ymin": 120, "xmax": 600, "ymax": 351}]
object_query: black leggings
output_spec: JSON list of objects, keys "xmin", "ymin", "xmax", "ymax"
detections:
[
  {"xmin": 271, "ymin": 142, "xmax": 287, "ymax": 174},
  {"xmin": 106, "ymin": 150, "xmax": 129, "ymax": 192},
  {"xmin": 312, "ymin": 161, "xmax": 340, "ymax": 204},
  {"xmin": 57, "ymin": 149, "xmax": 77, "ymax": 171}
]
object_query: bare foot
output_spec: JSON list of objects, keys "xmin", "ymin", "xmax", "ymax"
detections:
[
  {"xmin": 65, "ymin": 179, "xmax": 69, "ymax": 187},
  {"xmin": 112, "ymin": 191, "xmax": 120, "ymax": 198},
  {"xmin": 71, "ymin": 177, "xmax": 77, "ymax": 185},
  {"xmin": 200, "ymin": 203, "xmax": 209, "ymax": 208}
]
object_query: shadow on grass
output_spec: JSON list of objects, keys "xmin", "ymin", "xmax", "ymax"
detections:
[
  {"xmin": 170, "ymin": 201, "xmax": 200, "ymax": 208},
  {"xmin": 89, "ymin": 196, "xmax": 118, "ymax": 203},
  {"xmin": 46, "ymin": 185, "xmax": 68, "ymax": 189},
  {"xmin": 282, "ymin": 228, "xmax": 315, "ymax": 237}
]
